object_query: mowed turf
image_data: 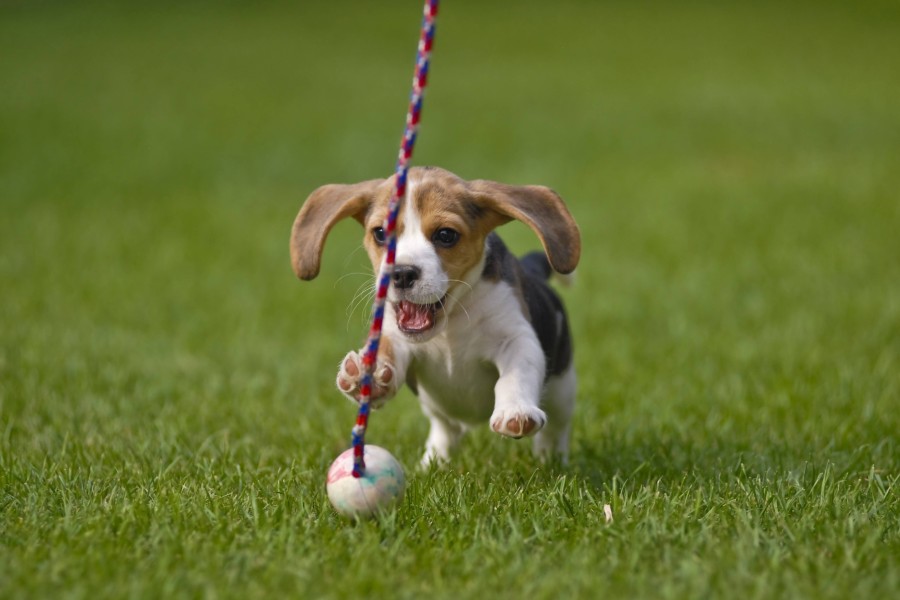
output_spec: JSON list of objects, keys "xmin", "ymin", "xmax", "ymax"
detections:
[{"xmin": 1, "ymin": 1, "xmax": 899, "ymax": 598}]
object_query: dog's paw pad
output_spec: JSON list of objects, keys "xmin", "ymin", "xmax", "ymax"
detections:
[
  {"xmin": 336, "ymin": 351, "xmax": 396, "ymax": 406},
  {"xmin": 337, "ymin": 352, "xmax": 362, "ymax": 394},
  {"xmin": 490, "ymin": 407, "xmax": 546, "ymax": 439},
  {"xmin": 344, "ymin": 356, "xmax": 360, "ymax": 377},
  {"xmin": 375, "ymin": 364, "xmax": 393, "ymax": 385}
]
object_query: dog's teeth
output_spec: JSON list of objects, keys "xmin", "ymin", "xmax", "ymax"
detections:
[{"xmin": 396, "ymin": 300, "xmax": 436, "ymax": 333}]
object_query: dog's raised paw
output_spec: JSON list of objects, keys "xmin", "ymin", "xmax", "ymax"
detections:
[
  {"xmin": 336, "ymin": 350, "xmax": 395, "ymax": 407},
  {"xmin": 490, "ymin": 406, "xmax": 547, "ymax": 439}
]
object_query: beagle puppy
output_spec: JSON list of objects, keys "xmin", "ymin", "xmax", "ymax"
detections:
[{"xmin": 291, "ymin": 167, "xmax": 581, "ymax": 466}]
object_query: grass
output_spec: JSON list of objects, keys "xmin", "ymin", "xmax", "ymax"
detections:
[{"xmin": 2, "ymin": 0, "xmax": 899, "ymax": 597}]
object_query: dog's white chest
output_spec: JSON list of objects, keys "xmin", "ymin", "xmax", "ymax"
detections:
[
  {"xmin": 400, "ymin": 280, "xmax": 542, "ymax": 425},
  {"xmin": 410, "ymin": 335, "xmax": 500, "ymax": 424}
]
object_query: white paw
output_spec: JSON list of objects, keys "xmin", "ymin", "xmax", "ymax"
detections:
[
  {"xmin": 532, "ymin": 432, "xmax": 570, "ymax": 466},
  {"xmin": 335, "ymin": 350, "xmax": 396, "ymax": 408},
  {"xmin": 490, "ymin": 406, "xmax": 546, "ymax": 439},
  {"xmin": 419, "ymin": 449, "xmax": 449, "ymax": 470}
]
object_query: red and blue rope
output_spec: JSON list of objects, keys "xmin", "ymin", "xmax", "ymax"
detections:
[{"xmin": 352, "ymin": 0, "xmax": 439, "ymax": 478}]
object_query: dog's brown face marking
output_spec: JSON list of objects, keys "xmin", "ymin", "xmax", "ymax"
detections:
[
  {"xmin": 359, "ymin": 171, "xmax": 503, "ymax": 295},
  {"xmin": 411, "ymin": 177, "xmax": 498, "ymax": 290}
]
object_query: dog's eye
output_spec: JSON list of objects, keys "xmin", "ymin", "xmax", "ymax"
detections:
[
  {"xmin": 372, "ymin": 227, "xmax": 386, "ymax": 246},
  {"xmin": 432, "ymin": 228, "xmax": 459, "ymax": 248}
]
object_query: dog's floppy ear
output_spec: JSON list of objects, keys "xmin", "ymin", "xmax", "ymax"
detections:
[
  {"xmin": 470, "ymin": 180, "xmax": 581, "ymax": 274},
  {"xmin": 290, "ymin": 179, "xmax": 385, "ymax": 280}
]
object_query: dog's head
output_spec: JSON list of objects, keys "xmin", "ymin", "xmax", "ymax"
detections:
[{"xmin": 290, "ymin": 167, "xmax": 580, "ymax": 341}]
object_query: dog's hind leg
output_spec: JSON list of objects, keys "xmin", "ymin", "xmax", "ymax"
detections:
[
  {"xmin": 533, "ymin": 364, "xmax": 576, "ymax": 465},
  {"xmin": 418, "ymin": 396, "xmax": 466, "ymax": 468}
]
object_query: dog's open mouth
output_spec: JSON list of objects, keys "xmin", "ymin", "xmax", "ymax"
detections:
[{"xmin": 395, "ymin": 298, "xmax": 444, "ymax": 334}]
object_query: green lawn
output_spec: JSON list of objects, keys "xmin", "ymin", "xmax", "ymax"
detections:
[{"xmin": 2, "ymin": 1, "xmax": 899, "ymax": 598}]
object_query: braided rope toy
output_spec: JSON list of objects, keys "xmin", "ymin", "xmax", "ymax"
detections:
[{"xmin": 351, "ymin": 0, "xmax": 439, "ymax": 478}]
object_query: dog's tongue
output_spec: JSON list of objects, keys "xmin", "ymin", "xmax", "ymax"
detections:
[{"xmin": 396, "ymin": 300, "xmax": 435, "ymax": 333}]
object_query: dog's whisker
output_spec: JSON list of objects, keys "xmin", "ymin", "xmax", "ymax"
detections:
[
  {"xmin": 446, "ymin": 278, "xmax": 474, "ymax": 292},
  {"xmin": 342, "ymin": 244, "xmax": 369, "ymax": 269},
  {"xmin": 348, "ymin": 288, "xmax": 375, "ymax": 319},
  {"xmin": 346, "ymin": 300, "xmax": 374, "ymax": 331},
  {"xmin": 442, "ymin": 290, "xmax": 471, "ymax": 324},
  {"xmin": 443, "ymin": 279, "xmax": 474, "ymax": 322},
  {"xmin": 346, "ymin": 295, "xmax": 372, "ymax": 324},
  {"xmin": 341, "ymin": 276, "xmax": 376, "ymax": 330},
  {"xmin": 335, "ymin": 271, "xmax": 374, "ymax": 286},
  {"xmin": 345, "ymin": 281, "xmax": 372, "ymax": 312},
  {"xmin": 345, "ymin": 281, "xmax": 376, "ymax": 330}
]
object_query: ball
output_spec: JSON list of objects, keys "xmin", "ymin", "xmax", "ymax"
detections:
[{"xmin": 326, "ymin": 445, "xmax": 406, "ymax": 518}]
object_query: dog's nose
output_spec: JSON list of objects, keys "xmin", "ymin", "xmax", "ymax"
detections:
[{"xmin": 392, "ymin": 265, "xmax": 420, "ymax": 289}]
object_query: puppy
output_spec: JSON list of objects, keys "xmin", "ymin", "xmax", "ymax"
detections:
[{"xmin": 290, "ymin": 167, "xmax": 581, "ymax": 466}]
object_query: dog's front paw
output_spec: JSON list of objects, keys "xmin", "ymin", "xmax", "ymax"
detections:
[
  {"xmin": 490, "ymin": 406, "xmax": 546, "ymax": 439},
  {"xmin": 336, "ymin": 350, "xmax": 396, "ymax": 408}
]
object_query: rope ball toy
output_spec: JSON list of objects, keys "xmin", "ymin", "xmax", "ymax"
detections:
[{"xmin": 326, "ymin": 0, "xmax": 439, "ymax": 519}]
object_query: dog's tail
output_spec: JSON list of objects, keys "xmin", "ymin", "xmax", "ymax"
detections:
[{"xmin": 520, "ymin": 251, "xmax": 575, "ymax": 288}]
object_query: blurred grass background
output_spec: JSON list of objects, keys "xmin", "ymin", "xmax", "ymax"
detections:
[{"xmin": 2, "ymin": 1, "xmax": 899, "ymax": 598}]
